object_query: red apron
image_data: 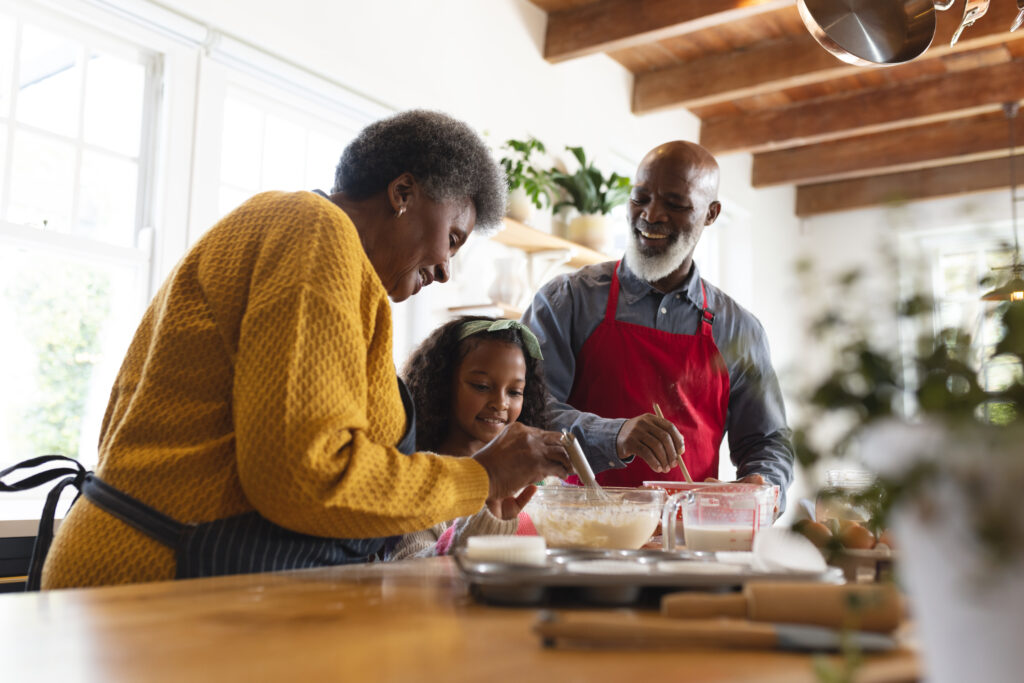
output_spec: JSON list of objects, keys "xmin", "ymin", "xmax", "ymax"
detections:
[{"xmin": 566, "ymin": 261, "xmax": 730, "ymax": 487}]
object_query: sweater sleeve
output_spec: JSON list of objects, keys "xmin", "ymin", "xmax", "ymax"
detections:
[{"xmin": 233, "ymin": 281, "xmax": 489, "ymax": 539}]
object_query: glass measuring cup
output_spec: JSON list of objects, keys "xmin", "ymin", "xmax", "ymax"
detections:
[{"xmin": 661, "ymin": 487, "xmax": 774, "ymax": 552}]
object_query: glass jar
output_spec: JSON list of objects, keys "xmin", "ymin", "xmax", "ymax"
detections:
[{"xmin": 815, "ymin": 469, "xmax": 876, "ymax": 524}]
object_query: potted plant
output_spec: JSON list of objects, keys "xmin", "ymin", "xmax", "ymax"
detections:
[
  {"xmin": 792, "ymin": 262, "xmax": 1024, "ymax": 683},
  {"xmin": 497, "ymin": 137, "xmax": 557, "ymax": 225},
  {"xmin": 549, "ymin": 146, "xmax": 631, "ymax": 253}
]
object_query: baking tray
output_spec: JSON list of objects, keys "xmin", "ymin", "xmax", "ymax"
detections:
[{"xmin": 455, "ymin": 548, "xmax": 845, "ymax": 606}]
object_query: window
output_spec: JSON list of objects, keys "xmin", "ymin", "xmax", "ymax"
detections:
[
  {"xmin": 907, "ymin": 223, "xmax": 1022, "ymax": 399},
  {"xmin": 214, "ymin": 84, "xmax": 357, "ymax": 223},
  {"xmin": 0, "ymin": 3, "xmax": 160, "ymax": 523},
  {"xmin": 0, "ymin": 0, "xmax": 391, "ymax": 528},
  {"xmin": 932, "ymin": 242, "xmax": 1019, "ymax": 393}
]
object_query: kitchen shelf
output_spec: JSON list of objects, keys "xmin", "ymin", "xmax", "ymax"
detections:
[
  {"xmin": 446, "ymin": 303, "xmax": 523, "ymax": 320},
  {"xmin": 491, "ymin": 217, "xmax": 610, "ymax": 269}
]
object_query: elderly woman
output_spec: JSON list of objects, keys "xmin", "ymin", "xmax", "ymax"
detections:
[{"xmin": 9, "ymin": 110, "xmax": 569, "ymax": 589}]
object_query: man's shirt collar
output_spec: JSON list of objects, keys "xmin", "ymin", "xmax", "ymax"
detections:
[{"xmin": 618, "ymin": 256, "xmax": 703, "ymax": 307}]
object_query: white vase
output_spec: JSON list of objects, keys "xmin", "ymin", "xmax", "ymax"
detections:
[
  {"xmin": 860, "ymin": 421, "xmax": 1024, "ymax": 683},
  {"xmin": 567, "ymin": 213, "xmax": 612, "ymax": 253},
  {"xmin": 487, "ymin": 255, "xmax": 528, "ymax": 310}
]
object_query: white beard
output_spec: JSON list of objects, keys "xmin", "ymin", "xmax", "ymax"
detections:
[{"xmin": 624, "ymin": 229, "xmax": 697, "ymax": 283}]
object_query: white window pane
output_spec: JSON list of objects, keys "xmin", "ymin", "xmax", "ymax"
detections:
[
  {"xmin": 217, "ymin": 184, "xmax": 251, "ymax": 224},
  {"xmin": 78, "ymin": 151, "xmax": 138, "ymax": 246},
  {"xmin": 0, "ymin": 122, "xmax": 6, "ymax": 199},
  {"xmin": 17, "ymin": 24, "xmax": 82, "ymax": 139},
  {"xmin": 83, "ymin": 52, "xmax": 144, "ymax": 156},
  {"xmin": 940, "ymin": 252, "xmax": 974, "ymax": 298},
  {"xmin": 0, "ymin": 13, "xmax": 14, "ymax": 119},
  {"xmin": 220, "ymin": 97, "xmax": 262, "ymax": 191},
  {"xmin": 8, "ymin": 130, "xmax": 74, "ymax": 231},
  {"xmin": 0, "ymin": 247, "xmax": 140, "ymax": 471},
  {"xmin": 260, "ymin": 114, "xmax": 305, "ymax": 191},
  {"xmin": 306, "ymin": 131, "xmax": 346, "ymax": 190}
]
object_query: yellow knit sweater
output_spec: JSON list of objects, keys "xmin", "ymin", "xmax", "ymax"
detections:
[{"xmin": 42, "ymin": 191, "xmax": 489, "ymax": 589}]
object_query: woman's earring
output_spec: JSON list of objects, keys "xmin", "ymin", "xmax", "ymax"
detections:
[{"xmin": 396, "ymin": 206, "xmax": 406, "ymax": 218}]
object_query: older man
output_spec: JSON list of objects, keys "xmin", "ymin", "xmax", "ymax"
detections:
[{"xmin": 522, "ymin": 141, "xmax": 793, "ymax": 505}]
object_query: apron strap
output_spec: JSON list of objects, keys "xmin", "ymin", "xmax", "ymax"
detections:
[
  {"xmin": 604, "ymin": 260, "xmax": 622, "ymax": 322},
  {"xmin": 699, "ymin": 280, "xmax": 715, "ymax": 337},
  {"xmin": 0, "ymin": 455, "xmax": 88, "ymax": 591},
  {"xmin": 0, "ymin": 455, "xmax": 188, "ymax": 590},
  {"xmin": 81, "ymin": 474, "xmax": 185, "ymax": 548}
]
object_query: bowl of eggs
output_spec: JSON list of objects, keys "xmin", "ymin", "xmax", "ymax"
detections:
[{"xmin": 794, "ymin": 518, "xmax": 897, "ymax": 583}]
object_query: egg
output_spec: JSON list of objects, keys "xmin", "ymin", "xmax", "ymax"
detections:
[
  {"xmin": 794, "ymin": 520, "xmax": 833, "ymax": 548},
  {"xmin": 877, "ymin": 528, "xmax": 897, "ymax": 550},
  {"xmin": 838, "ymin": 521, "xmax": 876, "ymax": 550}
]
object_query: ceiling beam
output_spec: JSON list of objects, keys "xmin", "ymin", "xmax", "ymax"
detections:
[
  {"xmin": 795, "ymin": 155, "xmax": 1024, "ymax": 216},
  {"xmin": 753, "ymin": 110, "xmax": 1024, "ymax": 187},
  {"xmin": 543, "ymin": 0, "xmax": 790, "ymax": 63},
  {"xmin": 634, "ymin": 2, "xmax": 1024, "ymax": 114},
  {"xmin": 700, "ymin": 59, "xmax": 1024, "ymax": 154}
]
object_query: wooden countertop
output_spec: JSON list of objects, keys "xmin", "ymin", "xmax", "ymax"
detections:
[{"xmin": 0, "ymin": 558, "xmax": 919, "ymax": 682}]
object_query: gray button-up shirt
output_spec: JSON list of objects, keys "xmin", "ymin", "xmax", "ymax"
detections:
[{"xmin": 522, "ymin": 259, "xmax": 794, "ymax": 509}]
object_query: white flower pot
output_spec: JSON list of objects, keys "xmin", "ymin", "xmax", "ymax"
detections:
[
  {"xmin": 506, "ymin": 186, "xmax": 536, "ymax": 224},
  {"xmin": 567, "ymin": 213, "xmax": 612, "ymax": 253},
  {"xmin": 860, "ymin": 421, "xmax": 1024, "ymax": 683}
]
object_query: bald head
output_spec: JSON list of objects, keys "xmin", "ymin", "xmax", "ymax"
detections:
[
  {"xmin": 625, "ymin": 140, "xmax": 723, "ymax": 290},
  {"xmin": 639, "ymin": 141, "xmax": 720, "ymax": 202}
]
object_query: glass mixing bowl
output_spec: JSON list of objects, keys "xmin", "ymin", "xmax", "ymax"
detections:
[{"xmin": 525, "ymin": 486, "xmax": 667, "ymax": 550}]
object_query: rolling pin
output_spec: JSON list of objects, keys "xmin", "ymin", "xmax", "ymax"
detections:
[{"xmin": 661, "ymin": 582, "xmax": 904, "ymax": 633}]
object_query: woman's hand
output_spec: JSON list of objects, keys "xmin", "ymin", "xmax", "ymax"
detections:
[
  {"xmin": 616, "ymin": 413, "xmax": 684, "ymax": 473},
  {"xmin": 471, "ymin": 423, "xmax": 571, "ymax": 514}
]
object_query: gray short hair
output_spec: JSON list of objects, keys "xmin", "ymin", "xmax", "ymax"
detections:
[{"xmin": 333, "ymin": 110, "xmax": 506, "ymax": 233}]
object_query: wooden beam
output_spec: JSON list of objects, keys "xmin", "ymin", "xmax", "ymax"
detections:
[
  {"xmin": 795, "ymin": 156, "xmax": 1024, "ymax": 216},
  {"xmin": 543, "ymin": 0, "xmax": 790, "ymax": 63},
  {"xmin": 700, "ymin": 59, "xmax": 1024, "ymax": 154},
  {"xmin": 634, "ymin": 1, "xmax": 1024, "ymax": 113},
  {"xmin": 753, "ymin": 111, "xmax": 1024, "ymax": 187}
]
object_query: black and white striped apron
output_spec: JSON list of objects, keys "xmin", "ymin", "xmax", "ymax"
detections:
[{"xmin": 0, "ymin": 378, "xmax": 417, "ymax": 590}]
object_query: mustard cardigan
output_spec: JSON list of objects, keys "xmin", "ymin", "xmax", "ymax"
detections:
[{"xmin": 42, "ymin": 191, "xmax": 489, "ymax": 588}]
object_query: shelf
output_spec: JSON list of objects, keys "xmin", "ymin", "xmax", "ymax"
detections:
[
  {"xmin": 491, "ymin": 217, "xmax": 610, "ymax": 269},
  {"xmin": 446, "ymin": 303, "xmax": 523, "ymax": 320}
]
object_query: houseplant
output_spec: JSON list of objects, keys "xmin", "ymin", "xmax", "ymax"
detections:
[
  {"xmin": 793, "ymin": 262, "xmax": 1024, "ymax": 683},
  {"xmin": 497, "ymin": 137, "xmax": 556, "ymax": 224},
  {"xmin": 549, "ymin": 146, "xmax": 631, "ymax": 253}
]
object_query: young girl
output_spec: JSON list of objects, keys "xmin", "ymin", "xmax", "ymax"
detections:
[{"xmin": 388, "ymin": 315, "xmax": 548, "ymax": 559}]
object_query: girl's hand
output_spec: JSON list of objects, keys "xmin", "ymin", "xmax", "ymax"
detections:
[{"xmin": 486, "ymin": 484, "xmax": 537, "ymax": 520}]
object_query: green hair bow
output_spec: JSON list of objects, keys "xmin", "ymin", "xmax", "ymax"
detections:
[{"xmin": 456, "ymin": 319, "xmax": 544, "ymax": 360}]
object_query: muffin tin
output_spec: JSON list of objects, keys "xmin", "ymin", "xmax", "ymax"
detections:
[{"xmin": 455, "ymin": 548, "xmax": 845, "ymax": 606}]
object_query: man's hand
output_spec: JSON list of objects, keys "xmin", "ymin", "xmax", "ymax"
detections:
[
  {"xmin": 703, "ymin": 473, "xmax": 766, "ymax": 485},
  {"xmin": 704, "ymin": 475, "xmax": 770, "ymax": 485},
  {"xmin": 471, "ymin": 423, "xmax": 571, "ymax": 514},
  {"xmin": 616, "ymin": 413, "xmax": 684, "ymax": 474}
]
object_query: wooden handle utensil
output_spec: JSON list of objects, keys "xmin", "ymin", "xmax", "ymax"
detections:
[{"xmin": 653, "ymin": 403, "xmax": 692, "ymax": 483}]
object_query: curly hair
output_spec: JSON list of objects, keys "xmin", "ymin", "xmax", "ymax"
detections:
[
  {"xmin": 333, "ymin": 110, "xmax": 506, "ymax": 233},
  {"xmin": 401, "ymin": 316, "xmax": 549, "ymax": 453}
]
